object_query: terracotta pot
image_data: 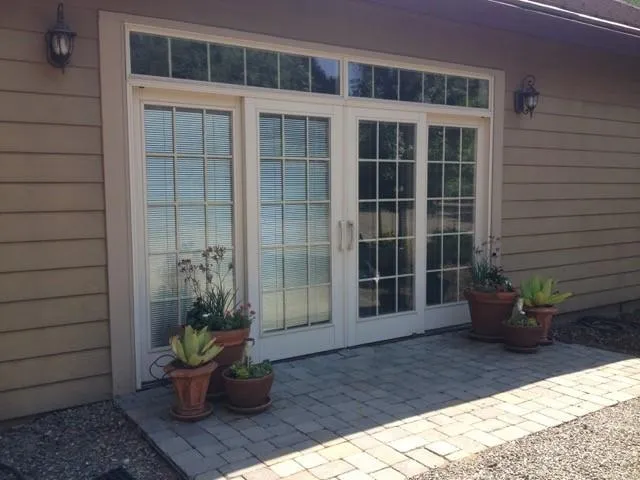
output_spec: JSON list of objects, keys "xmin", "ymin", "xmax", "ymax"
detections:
[
  {"xmin": 503, "ymin": 324, "xmax": 543, "ymax": 353},
  {"xmin": 223, "ymin": 369, "xmax": 274, "ymax": 409},
  {"xmin": 208, "ymin": 328, "xmax": 250, "ymax": 396},
  {"xmin": 464, "ymin": 289, "xmax": 518, "ymax": 342},
  {"xmin": 164, "ymin": 361, "xmax": 216, "ymax": 421},
  {"xmin": 525, "ymin": 306, "xmax": 558, "ymax": 346}
]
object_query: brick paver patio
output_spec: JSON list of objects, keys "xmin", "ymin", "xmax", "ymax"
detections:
[{"xmin": 118, "ymin": 332, "xmax": 640, "ymax": 479}]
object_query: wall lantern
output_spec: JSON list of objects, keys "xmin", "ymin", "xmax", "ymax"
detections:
[
  {"xmin": 514, "ymin": 75, "xmax": 539, "ymax": 118},
  {"xmin": 45, "ymin": 3, "xmax": 77, "ymax": 71}
]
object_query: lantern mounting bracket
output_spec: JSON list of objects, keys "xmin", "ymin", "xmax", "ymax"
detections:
[
  {"xmin": 45, "ymin": 2, "xmax": 77, "ymax": 72},
  {"xmin": 514, "ymin": 75, "xmax": 539, "ymax": 118}
]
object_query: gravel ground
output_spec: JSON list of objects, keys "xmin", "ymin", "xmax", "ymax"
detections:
[
  {"xmin": 416, "ymin": 397, "xmax": 640, "ymax": 480},
  {"xmin": 0, "ymin": 401, "xmax": 179, "ymax": 480},
  {"xmin": 554, "ymin": 311, "xmax": 640, "ymax": 356}
]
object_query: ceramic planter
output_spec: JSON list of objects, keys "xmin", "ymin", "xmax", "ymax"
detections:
[
  {"xmin": 503, "ymin": 324, "xmax": 543, "ymax": 353},
  {"xmin": 164, "ymin": 361, "xmax": 217, "ymax": 421},
  {"xmin": 465, "ymin": 289, "xmax": 518, "ymax": 342},
  {"xmin": 223, "ymin": 369, "xmax": 274, "ymax": 414},
  {"xmin": 525, "ymin": 306, "xmax": 558, "ymax": 346},
  {"xmin": 208, "ymin": 328, "xmax": 250, "ymax": 397}
]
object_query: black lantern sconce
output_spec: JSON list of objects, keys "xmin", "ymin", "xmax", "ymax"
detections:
[
  {"xmin": 45, "ymin": 3, "xmax": 77, "ymax": 71},
  {"xmin": 514, "ymin": 75, "xmax": 539, "ymax": 118}
]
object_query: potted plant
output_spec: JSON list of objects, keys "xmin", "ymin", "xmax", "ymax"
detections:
[
  {"xmin": 179, "ymin": 245, "xmax": 255, "ymax": 397},
  {"xmin": 223, "ymin": 357, "xmax": 274, "ymax": 414},
  {"xmin": 503, "ymin": 299, "xmax": 544, "ymax": 353},
  {"xmin": 464, "ymin": 238, "xmax": 517, "ymax": 342},
  {"xmin": 165, "ymin": 326, "xmax": 224, "ymax": 421},
  {"xmin": 520, "ymin": 276, "xmax": 572, "ymax": 345}
]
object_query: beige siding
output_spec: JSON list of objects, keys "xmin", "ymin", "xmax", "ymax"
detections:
[
  {"xmin": 0, "ymin": 9, "xmax": 109, "ymax": 420},
  {"xmin": 1, "ymin": 0, "xmax": 640, "ymax": 420},
  {"xmin": 0, "ymin": 375, "xmax": 112, "ymax": 421},
  {"xmin": 502, "ymin": 95, "xmax": 640, "ymax": 311}
]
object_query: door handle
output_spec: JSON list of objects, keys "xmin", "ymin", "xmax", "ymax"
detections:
[
  {"xmin": 347, "ymin": 221, "xmax": 355, "ymax": 251},
  {"xmin": 338, "ymin": 220, "xmax": 345, "ymax": 251}
]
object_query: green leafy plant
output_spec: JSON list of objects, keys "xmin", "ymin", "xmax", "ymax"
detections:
[
  {"xmin": 169, "ymin": 325, "xmax": 224, "ymax": 368},
  {"xmin": 470, "ymin": 237, "xmax": 513, "ymax": 293},
  {"xmin": 179, "ymin": 245, "xmax": 255, "ymax": 331},
  {"xmin": 504, "ymin": 299, "xmax": 539, "ymax": 327},
  {"xmin": 228, "ymin": 359, "xmax": 273, "ymax": 380},
  {"xmin": 520, "ymin": 276, "xmax": 572, "ymax": 308}
]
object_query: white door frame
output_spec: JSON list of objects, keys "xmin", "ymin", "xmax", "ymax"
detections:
[
  {"xmin": 100, "ymin": 11, "xmax": 505, "ymax": 390},
  {"xmin": 423, "ymin": 113, "xmax": 491, "ymax": 331},
  {"xmin": 243, "ymin": 97, "xmax": 347, "ymax": 362},
  {"xmin": 344, "ymin": 106, "xmax": 427, "ymax": 346},
  {"xmin": 130, "ymin": 87, "xmax": 245, "ymax": 384}
]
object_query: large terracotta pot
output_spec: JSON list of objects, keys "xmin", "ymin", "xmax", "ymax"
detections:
[
  {"xmin": 464, "ymin": 290, "xmax": 518, "ymax": 342},
  {"xmin": 503, "ymin": 324, "xmax": 543, "ymax": 353},
  {"xmin": 223, "ymin": 369, "xmax": 274, "ymax": 409},
  {"xmin": 208, "ymin": 328, "xmax": 250, "ymax": 397},
  {"xmin": 525, "ymin": 306, "xmax": 558, "ymax": 346},
  {"xmin": 164, "ymin": 361, "xmax": 216, "ymax": 421}
]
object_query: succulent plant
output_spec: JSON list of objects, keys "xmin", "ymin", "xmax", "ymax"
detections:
[
  {"xmin": 169, "ymin": 326, "xmax": 224, "ymax": 368},
  {"xmin": 228, "ymin": 359, "xmax": 273, "ymax": 379},
  {"xmin": 520, "ymin": 276, "xmax": 572, "ymax": 308},
  {"xmin": 504, "ymin": 298, "xmax": 539, "ymax": 327}
]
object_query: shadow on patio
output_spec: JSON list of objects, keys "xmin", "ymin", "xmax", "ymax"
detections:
[{"xmin": 118, "ymin": 331, "xmax": 640, "ymax": 480}]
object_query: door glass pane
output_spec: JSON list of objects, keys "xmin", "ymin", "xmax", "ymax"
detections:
[
  {"xmin": 358, "ymin": 120, "xmax": 416, "ymax": 317},
  {"xmin": 426, "ymin": 125, "xmax": 477, "ymax": 306},
  {"xmin": 143, "ymin": 106, "xmax": 235, "ymax": 348},
  {"xmin": 260, "ymin": 114, "xmax": 331, "ymax": 332}
]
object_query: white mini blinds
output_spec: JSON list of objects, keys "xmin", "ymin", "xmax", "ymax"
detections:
[
  {"xmin": 259, "ymin": 114, "xmax": 332, "ymax": 332},
  {"xmin": 144, "ymin": 106, "xmax": 235, "ymax": 348}
]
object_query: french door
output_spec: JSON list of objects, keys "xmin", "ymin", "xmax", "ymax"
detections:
[
  {"xmin": 244, "ymin": 99, "xmax": 346, "ymax": 361},
  {"xmin": 133, "ymin": 91, "xmax": 244, "ymax": 383},
  {"xmin": 134, "ymin": 92, "xmax": 488, "ymax": 381},
  {"xmin": 345, "ymin": 108, "xmax": 427, "ymax": 345}
]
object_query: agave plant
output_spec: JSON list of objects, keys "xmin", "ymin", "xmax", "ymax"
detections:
[
  {"xmin": 169, "ymin": 326, "xmax": 224, "ymax": 368},
  {"xmin": 520, "ymin": 276, "xmax": 572, "ymax": 308}
]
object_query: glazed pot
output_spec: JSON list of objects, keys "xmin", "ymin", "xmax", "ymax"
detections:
[
  {"xmin": 503, "ymin": 324, "xmax": 543, "ymax": 353},
  {"xmin": 208, "ymin": 328, "xmax": 250, "ymax": 396},
  {"xmin": 222, "ymin": 369, "xmax": 274, "ymax": 409},
  {"xmin": 525, "ymin": 306, "xmax": 558, "ymax": 346},
  {"xmin": 464, "ymin": 289, "xmax": 518, "ymax": 342},
  {"xmin": 164, "ymin": 361, "xmax": 217, "ymax": 422}
]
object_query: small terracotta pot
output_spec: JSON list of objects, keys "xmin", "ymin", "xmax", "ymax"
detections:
[
  {"xmin": 525, "ymin": 306, "xmax": 558, "ymax": 346},
  {"xmin": 208, "ymin": 328, "xmax": 250, "ymax": 396},
  {"xmin": 465, "ymin": 289, "xmax": 518, "ymax": 342},
  {"xmin": 223, "ymin": 369, "xmax": 274, "ymax": 409},
  {"xmin": 503, "ymin": 324, "xmax": 543, "ymax": 353},
  {"xmin": 164, "ymin": 361, "xmax": 217, "ymax": 421}
]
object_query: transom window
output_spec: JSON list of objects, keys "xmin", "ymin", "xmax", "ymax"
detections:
[
  {"xmin": 129, "ymin": 33, "xmax": 492, "ymax": 112},
  {"xmin": 349, "ymin": 62, "xmax": 489, "ymax": 108},
  {"xmin": 130, "ymin": 33, "xmax": 340, "ymax": 95}
]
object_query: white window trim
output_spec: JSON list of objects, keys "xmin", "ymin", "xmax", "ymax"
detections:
[
  {"xmin": 124, "ymin": 22, "xmax": 495, "ymax": 119},
  {"xmin": 100, "ymin": 10, "xmax": 506, "ymax": 393}
]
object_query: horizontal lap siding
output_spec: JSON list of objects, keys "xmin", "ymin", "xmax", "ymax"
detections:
[
  {"xmin": 0, "ymin": 10, "xmax": 109, "ymax": 421},
  {"xmin": 2, "ymin": 0, "xmax": 640, "ymax": 420},
  {"xmin": 502, "ymin": 96, "xmax": 640, "ymax": 312}
]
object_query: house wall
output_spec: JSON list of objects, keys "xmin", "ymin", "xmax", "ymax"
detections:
[{"xmin": 1, "ymin": 0, "xmax": 639, "ymax": 420}]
